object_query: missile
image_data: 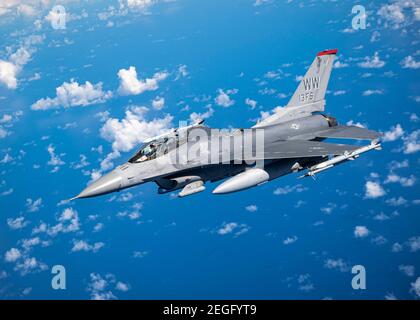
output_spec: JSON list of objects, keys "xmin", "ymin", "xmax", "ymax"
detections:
[
  {"xmin": 213, "ymin": 168, "xmax": 269, "ymax": 194},
  {"xmin": 178, "ymin": 180, "xmax": 206, "ymax": 197},
  {"xmin": 299, "ymin": 141, "xmax": 381, "ymax": 179}
]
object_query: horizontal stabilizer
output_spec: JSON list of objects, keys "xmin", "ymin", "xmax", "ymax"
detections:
[{"xmin": 314, "ymin": 125, "xmax": 381, "ymax": 140}]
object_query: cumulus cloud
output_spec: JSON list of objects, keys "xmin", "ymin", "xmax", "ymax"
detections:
[
  {"xmin": 86, "ymin": 273, "xmax": 129, "ymax": 300},
  {"xmin": 152, "ymin": 96, "xmax": 165, "ymax": 110},
  {"xmin": 386, "ymin": 196, "xmax": 408, "ymax": 206},
  {"xmin": 71, "ymin": 240, "xmax": 104, "ymax": 253},
  {"xmin": 382, "ymin": 124, "xmax": 404, "ymax": 142},
  {"xmin": 214, "ymin": 89, "xmax": 237, "ymax": 107},
  {"xmin": 324, "ymin": 258, "xmax": 350, "ymax": 272},
  {"xmin": 33, "ymin": 208, "xmax": 80, "ymax": 237},
  {"xmin": 385, "ymin": 173, "xmax": 416, "ymax": 187},
  {"xmin": 4, "ymin": 248, "xmax": 21, "ymax": 262},
  {"xmin": 273, "ymin": 184, "xmax": 307, "ymax": 195},
  {"xmin": 362, "ymin": 89, "xmax": 384, "ymax": 96},
  {"xmin": 399, "ymin": 265, "xmax": 415, "ymax": 277},
  {"xmin": 7, "ymin": 216, "xmax": 29, "ymax": 230},
  {"xmin": 402, "ymin": 130, "xmax": 420, "ymax": 154},
  {"xmin": 117, "ymin": 66, "xmax": 168, "ymax": 96},
  {"xmin": 407, "ymin": 236, "xmax": 420, "ymax": 252},
  {"xmin": 283, "ymin": 236, "xmax": 298, "ymax": 245},
  {"xmin": 31, "ymin": 80, "xmax": 112, "ymax": 110},
  {"xmin": 0, "ymin": 35, "xmax": 43, "ymax": 89},
  {"xmin": 0, "ymin": 60, "xmax": 19, "ymax": 89},
  {"xmin": 189, "ymin": 105, "xmax": 214, "ymax": 123},
  {"xmin": 119, "ymin": 0, "xmax": 157, "ymax": 11},
  {"xmin": 245, "ymin": 204, "xmax": 258, "ymax": 212},
  {"xmin": 26, "ymin": 197, "xmax": 42, "ymax": 212},
  {"xmin": 216, "ymin": 222, "xmax": 249, "ymax": 237},
  {"xmin": 354, "ymin": 226, "xmax": 370, "ymax": 238},
  {"xmin": 365, "ymin": 181, "xmax": 386, "ymax": 199},
  {"xmin": 245, "ymin": 98, "xmax": 257, "ymax": 109},
  {"xmin": 410, "ymin": 277, "xmax": 420, "ymax": 298},
  {"xmin": 99, "ymin": 106, "xmax": 172, "ymax": 171},
  {"xmin": 47, "ymin": 144, "xmax": 65, "ymax": 172},
  {"xmin": 358, "ymin": 52, "xmax": 385, "ymax": 68},
  {"xmin": 377, "ymin": 1, "xmax": 420, "ymax": 29},
  {"xmin": 401, "ymin": 56, "xmax": 420, "ymax": 69}
]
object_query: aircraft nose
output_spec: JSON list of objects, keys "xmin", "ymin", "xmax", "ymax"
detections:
[{"xmin": 75, "ymin": 171, "xmax": 122, "ymax": 199}]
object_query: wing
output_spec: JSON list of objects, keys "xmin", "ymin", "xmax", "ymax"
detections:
[
  {"xmin": 313, "ymin": 125, "xmax": 381, "ymax": 140},
  {"xmin": 230, "ymin": 140, "xmax": 361, "ymax": 161}
]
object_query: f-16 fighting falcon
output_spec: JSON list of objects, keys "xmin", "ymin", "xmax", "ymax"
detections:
[{"xmin": 71, "ymin": 49, "xmax": 382, "ymax": 200}]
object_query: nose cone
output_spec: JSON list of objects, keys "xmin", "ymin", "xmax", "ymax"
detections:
[{"xmin": 76, "ymin": 171, "xmax": 122, "ymax": 199}]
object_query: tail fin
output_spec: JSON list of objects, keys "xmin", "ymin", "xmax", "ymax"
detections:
[
  {"xmin": 287, "ymin": 49, "xmax": 337, "ymax": 108},
  {"xmin": 253, "ymin": 49, "xmax": 337, "ymax": 128}
]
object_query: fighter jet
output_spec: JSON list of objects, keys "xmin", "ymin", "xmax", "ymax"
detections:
[{"xmin": 71, "ymin": 49, "xmax": 381, "ymax": 200}]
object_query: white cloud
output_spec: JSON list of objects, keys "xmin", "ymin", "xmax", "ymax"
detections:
[
  {"xmin": 283, "ymin": 236, "xmax": 298, "ymax": 245},
  {"xmin": 217, "ymin": 222, "xmax": 237, "ymax": 235},
  {"xmin": 333, "ymin": 90, "xmax": 346, "ymax": 96},
  {"xmin": 152, "ymin": 96, "xmax": 165, "ymax": 110},
  {"xmin": 216, "ymin": 222, "xmax": 249, "ymax": 237},
  {"xmin": 7, "ymin": 216, "xmax": 29, "ymax": 230},
  {"xmin": 358, "ymin": 52, "xmax": 385, "ymax": 68},
  {"xmin": 47, "ymin": 144, "xmax": 65, "ymax": 171},
  {"xmin": 215, "ymin": 89, "xmax": 237, "ymax": 107},
  {"xmin": 14, "ymin": 256, "xmax": 47, "ymax": 276},
  {"xmin": 324, "ymin": 258, "xmax": 349, "ymax": 272},
  {"xmin": 401, "ymin": 56, "xmax": 420, "ymax": 69},
  {"xmin": 354, "ymin": 226, "xmax": 370, "ymax": 238},
  {"xmin": 0, "ymin": 37, "xmax": 39, "ymax": 89},
  {"xmin": 86, "ymin": 273, "xmax": 128, "ymax": 300},
  {"xmin": 386, "ymin": 196, "xmax": 408, "ymax": 206},
  {"xmin": 245, "ymin": 98, "xmax": 257, "ymax": 109},
  {"xmin": 71, "ymin": 240, "xmax": 104, "ymax": 253},
  {"xmin": 115, "ymin": 281, "xmax": 130, "ymax": 292},
  {"xmin": 320, "ymin": 202, "xmax": 337, "ymax": 215},
  {"xmin": 385, "ymin": 174, "xmax": 416, "ymax": 187},
  {"xmin": 33, "ymin": 208, "xmax": 80, "ymax": 237},
  {"xmin": 4, "ymin": 248, "xmax": 21, "ymax": 262},
  {"xmin": 382, "ymin": 124, "xmax": 404, "ymax": 142},
  {"xmin": 189, "ymin": 105, "xmax": 214, "ymax": 123},
  {"xmin": 120, "ymin": 0, "xmax": 157, "ymax": 11},
  {"xmin": 0, "ymin": 60, "xmax": 18, "ymax": 89},
  {"xmin": 175, "ymin": 64, "xmax": 188, "ymax": 79},
  {"xmin": 410, "ymin": 277, "xmax": 420, "ymax": 298},
  {"xmin": 99, "ymin": 106, "xmax": 172, "ymax": 171},
  {"xmin": 273, "ymin": 184, "xmax": 307, "ymax": 195},
  {"xmin": 408, "ymin": 236, "xmax": 420, "ymax": 252},
  {"xmin": 399, "ymin": 265, "xmax": 415, "ymax": 277},
  {"xmin": 245, "ymin": 204, "xmax": 258, "ymax": 212},
  {"xmin": 333, "ymin": 60, "xmax": 349, "ymax": 69},
  {"xmin": 377, "ymin": 1, "xmax": 420, "ymax": 29},
  {"xmin": 392, "ymin": 242, "xmax": 403, "ymax": 252},
  {"xmin": 362, "ymin": 89, "xmax": 384, "ymax": 96},
  {"xmin": 26, "ymin": 197, "xmax": 42, "ymax": 212},
  {"xmin": 117, "ymin": 66, "xmax": 168, "ymax": 96},
  {"xmin": 403, "ymin": 130, "xmax": 420, "ymax": 154},
  {"xmin": 31, "ymin": 80, "xmax": 112, "ymax": 110},
  {"xmin": 365, "ymin": 181, "xmax": 386, "ymax": 199}
]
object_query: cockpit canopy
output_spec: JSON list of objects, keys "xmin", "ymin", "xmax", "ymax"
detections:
[{"xmin": 128, "ymin": 136, "xmax": 178, "ymax": 163}]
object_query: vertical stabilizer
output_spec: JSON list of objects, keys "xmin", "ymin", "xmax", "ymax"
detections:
[{"xmin": 287, "ymin": 49, "xmax": 337, "ymax": 108}]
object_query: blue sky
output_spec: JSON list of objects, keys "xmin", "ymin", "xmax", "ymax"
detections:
[{"xmin": 0, "ymin": 0, "xmax": 419, "ymax": 299}]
